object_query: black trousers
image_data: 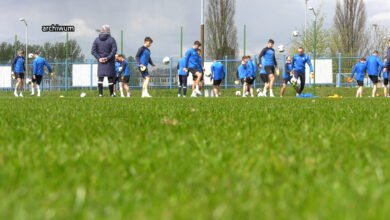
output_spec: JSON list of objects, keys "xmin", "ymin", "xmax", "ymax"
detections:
[
  {"xmin": 294, "ymin": 72, "xmax": 306, "ymax": 94},
  {"xmin": 98, "ymin": 76, "xmax": 114, "ymax": 96},
  {"xmin": 178, "ymin": 75, "xmax": 188, "ymax": 95}
]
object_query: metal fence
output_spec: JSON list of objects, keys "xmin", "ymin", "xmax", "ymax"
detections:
[{"xmin": 0, "ymin": 55, "xmax": 383, "ymax": 91}]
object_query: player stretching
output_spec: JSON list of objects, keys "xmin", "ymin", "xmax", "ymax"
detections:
[
  {"xmin": 183, "ymin": 41, "xmax": 202, "ymax": 97},
  {"xmin": 31, "ymin": 51, "xmax": 53, "ymax": 97},
  {"xmin": 136, "ymin": 37, "xmax": 155, "ymax": 98},
  {"xmin": 116, "ymin": 54, "xmax": 131, "ymax": 98},
  {"xmin": 366, "ymin": 50, "xmax": 385, "ymax": 98},
  {"xmin": 258, "ymin": 39, "xmax": 278, "ymax": 97},
  {"xmin": 210, "ymin": 60, "xmax": 226, "ymax": 97},
  {"xmin": 177, "ymin": 57, "xmax": 188, "ymax": 97},
  {"xmin": 292, "ymin": 47, "xmax": 314, "ymax": 96},
  {"xmin": 11, "ymin": 49, "xmax": 26, "ymax": 97},
  {"xmin": 91, "ymin": 25, "xmax": 118, "ymax": 97},
  {"xmin": 280, "ymin": 56, "xmax": 293, "ymax": 97},
  {"xmin": 350, "ymin": 57, "xmax": 367, "ymax": 98}
]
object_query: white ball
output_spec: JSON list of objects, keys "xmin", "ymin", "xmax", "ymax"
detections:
[
  {"xmin": 293, "ymin": 31, "xmax": 299, "ymax": 37},
  {"xmin": 235, "ymin": 91, "xmax": 241, "ymax": 96},
  {"xmin": 28, "ymin": 53, "xmax": 34, "ymax": 59},
  {"xmin": 278, "ymin": 45, "xmax": 285, "ymax": 53},
  {"xmin": 162, "ymin": 57, "xmax": 170, "ymax": 65},
  {"xmin": 204, "ymin": 72, "xmax": 211, "ymax": 77},
  {"xmin": 80, "ymin": 92, "xmax": 87, "ymax": 98}
]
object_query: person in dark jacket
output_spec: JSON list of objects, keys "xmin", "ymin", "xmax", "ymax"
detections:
[
  {"xmin": 91, "ymin": 25, "xmax": 118, "ymax": 97},
  {"xmin": 11, "ymin": 49, "xmax": 26, "ymax": 97}
]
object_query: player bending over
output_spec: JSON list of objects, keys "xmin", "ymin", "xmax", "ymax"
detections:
[
  {"xmin": 291, "ymin": 47, "xmax": 314, "ymax": 96},
  {"xmin": 237, "ymin": 56, "xmax": 250, "ymax": 97},
  {"xmin": 366, "ymin": 50, "xmax": 385, "ymax": 98},
  {"xmin": 116, "ymin": 54, "xmax": 131, "ymax": 98},
  {"xmin": 136, "ymin": 37, "xmax": 155, "ymax": 98},
  {"xmin": 210, "ymin": 60, "xmax": 226, "ymax": 97},
  {"xmin": 258, "ymin": 39, "xmax": 278, "ymax": 97},
  {"xmin": 12, "ymin": 49, "xmax": 26, "ymax": 97},
  {"xmin": 280, "ymin": 56, "xmax": 293, "ymax": 97},
  {"xmin": 350, "ymin": 57, "xmax": 367, "ymax": 98},
  {"xmin": 31, "ymin": 51, "xmax": 53, "ymax": 97}
]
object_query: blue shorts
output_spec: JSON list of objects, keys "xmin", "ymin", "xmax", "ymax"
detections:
[
  {"xmin": 138, "ymin": 67, "xmax": 150, "ymax": 79},
  {"xmin": 283, "ymin": 76, "xmax": 292, "ymax": 84}
]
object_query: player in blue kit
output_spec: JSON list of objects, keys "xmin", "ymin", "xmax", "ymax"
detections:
[
  {"xmin": 366, "ymin": 50, "xmax": 385, "ymax": 98},
  {"xmin": 280, "ymin": 56, "xmax": 293, "ymax": 97},
  {"xmin": 237, "ymin": 56, "xmax": 249, "ymax": 97},
  {"xmin": 31, "ymin": 51, "xmax": 53, "ymax": 97},
  {"xmin": 258, "ymin": 39, "xmax": 278, "ymax": 97},
  {"xmin": 11, "ymin": 49, "xmax": 26, "ymax": 97},
  {"xmin": 210, "ymin": 60, "xmax": 226, "ymax": 97},
  {"xmin": 349, "ymin": 57, "xmax": 367, "ymax": 98},
  {"xmin": 183, "ymin": 41, "xmax": 203, "ymax": 97},
  {"xmin": 116, "ymin": 54, "xmax": 131, "ymax": 98},
  {"xmin": 136, "ymin": 37, "xmax": 155, "ymax": 98},
  {"xmin": 177, "ymin": 57, "xmax": 188, "ymax": 97},
  {"xmin": 382, "ymin": 56, "xmax": 389, "ymax": 97},
  {"xmin": 291, "ymin": 47, "xmax": 314, "ymax": 96}
]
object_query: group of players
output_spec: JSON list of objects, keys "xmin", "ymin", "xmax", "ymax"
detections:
[
  {"xmin": 349, "ymin": 40, "xmax": 390, "ymax": 98},
  {"xmin": 10, "ymin": 24, "xmax": 390, "ymax": 98}
]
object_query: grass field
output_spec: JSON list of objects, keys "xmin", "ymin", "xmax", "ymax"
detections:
[{"xmin": 1, "ymin": 87, "xmax": 390, "ymax": 220}]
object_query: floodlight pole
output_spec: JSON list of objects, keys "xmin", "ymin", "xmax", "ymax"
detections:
[
  {"xmin": 309, "ymin": 8, "xmax": 317, "ymax": 94},
  {"xmin": 305, "ymin": 0, "xmax": 309, "ymax": 48},
  {"xmin": 201, "ymin": 0, "xmax": 205, "ymax": 66},
  {"xmin": 65, "ymin": 32, "xmax": 69, "ymax": 91},
  {"xmin": 180, "ymin": 26, "xmax": 183, "ymax": 58},
  {"xmin": 243, "ymin": 24, "xmax": 247, "ymax": 56},
  {"xmin": 121, "ymin": 30, "xmax": 124, "ymax": 54},
  {"xmin": 19, "ymin": 18, "xmax": 28, "ymax": 80}
]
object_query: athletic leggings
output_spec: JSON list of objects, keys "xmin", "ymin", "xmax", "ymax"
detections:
[
  {"xmin": 294, "ymin": 72, "xmax": 306, "ymax": 94},
  {"xmin": 98, "ymin": 76, "xmax": 114, "ymax": 96},
  {"xmin": 178, "ymin": 75, "xmax": 188, "ymax": 95}
]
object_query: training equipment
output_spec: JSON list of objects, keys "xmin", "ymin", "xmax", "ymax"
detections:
[
  {"xmin": 140, "ymin": 66, "xmax": 147, "ymax": 71},
  {"xmin": 278, "ymin": 45, "xmax": 285, "ymax": 53},
  {"xmin": 234, "ymin": 80, "xmax": 240, "ymax": 85},
  {"xmin": 28, "ymin": 53, "xmax": 34, "ymax": 59},
  {"xmin": 235, "ymin": 91, "xmax": 241, "ymax": 96},
  {"xmin": 162, "ymin": 57, "xmax": 170, "ymax": 65},
  {"xmin": 80, "ymin": 92, "xmax": 87, "ymax": 98}
]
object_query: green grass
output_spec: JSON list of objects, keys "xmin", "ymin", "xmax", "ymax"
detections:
[{"xmin": 1, "ymin": 88, "xmax": 390, "ymax": 220}]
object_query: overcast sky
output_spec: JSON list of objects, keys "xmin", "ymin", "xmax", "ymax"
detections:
[{"xmin": 1, "ymin": 0, "xmax": 389, "ymax": 60}]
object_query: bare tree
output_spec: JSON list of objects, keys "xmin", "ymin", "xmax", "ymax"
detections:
[
  {"xmin": 333, "ymin": 0, "xmax": 367, "ymax": 56},
  {"xmin": 206, "ymin": 0, "xmax": 238, "ymax": 60}
]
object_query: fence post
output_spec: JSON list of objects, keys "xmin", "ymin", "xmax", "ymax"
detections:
[
  {"xmin": 225, "ymin": 55, "xmax": 228, "ymax": 89},
  {"xmin": 90, "ymin": 61, "xmax": 93, "ymax": 91},
  {"xmin": 169, "ymin": 57, "xmax": 173, "ymax": 90},
  {"xmin": 337, "ymin": 53, "xmax": 342, "ymax": 88}
]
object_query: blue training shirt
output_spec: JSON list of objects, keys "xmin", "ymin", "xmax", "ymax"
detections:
[
  {"xmin": 284, "ymin": 62, "xmax": 293, "ymax": 79},
  {"xmin": 136, "ymin": 46, "xmax": 154, "ymax": 67},
  {"xmin": 177, "ymin": 58, "xmax": 187, "ymax": 76},
  {"xmin": 259, "ymin": 47, "xmax": 277, "ymax": 67},
  {"xmin": 351, "ymin": 62, "xmax": 367, "ymax": 81},
  {"xmin": 12, "ymin": 56, "xmax": 26, "ymax": 73},
  {"xmin": 211, "ymin": 62, "xmax": 225, "ymax": 80},
  {"xmin": 33, "ymin": 56, "xmax": 52, "ymax": 75},
  {"xmin": 366, "ymin": 55, "xmax": 384, "ymax": 76},
  {"xmin": 292, "ymin": 53, "xmax": 313, "ymax": 74},
  {"xmin": 184, "ymin": 48, "xmax": 202, "ymax": 70},
  {"xmin": 237, "ymin": 64, "xmax": 247, "ymax": 80}
]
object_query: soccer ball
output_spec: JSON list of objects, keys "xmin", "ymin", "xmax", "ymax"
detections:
[
  {"xmin": 162, "ymin": 57, "xmax": 170, "ymax": 65},
  {"xmin": 140, "ymin": 66, "xmax": 147, "ymax": 71},
  {"xmin": 235, "ymin": 91, "xmax": 241, "ymax": 96},
  {"xmin": 278, "ymin": 45, "xmax": 285, "ymax": 53},
  {"xmin": 293, "ymin": 31, "xmax": 299, "ymax": 37},
  {"xmin": 234, "ymin": 80, "xmax": 240, "ymax": 85},
  {"xmin": 80, "ymin": 92, "xmax": 87, "ymax": 98},
  {"xmin": 291, "ymin": 77, "xmax": 298, "ymax": 86},
  {"xmin": 28, "ymin": 53, "xmax": 34, "ymax": 59},
  {"xmin": 118, "ymin": 67, "xmax": 123, "ymax": 72},
  {"xmin": 26, "ymin": 78, "xmax": 32, "ymax": 85},
  {"xmin": 204, "ymin": 72, "xmax": 212, "ymax": 77}
]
